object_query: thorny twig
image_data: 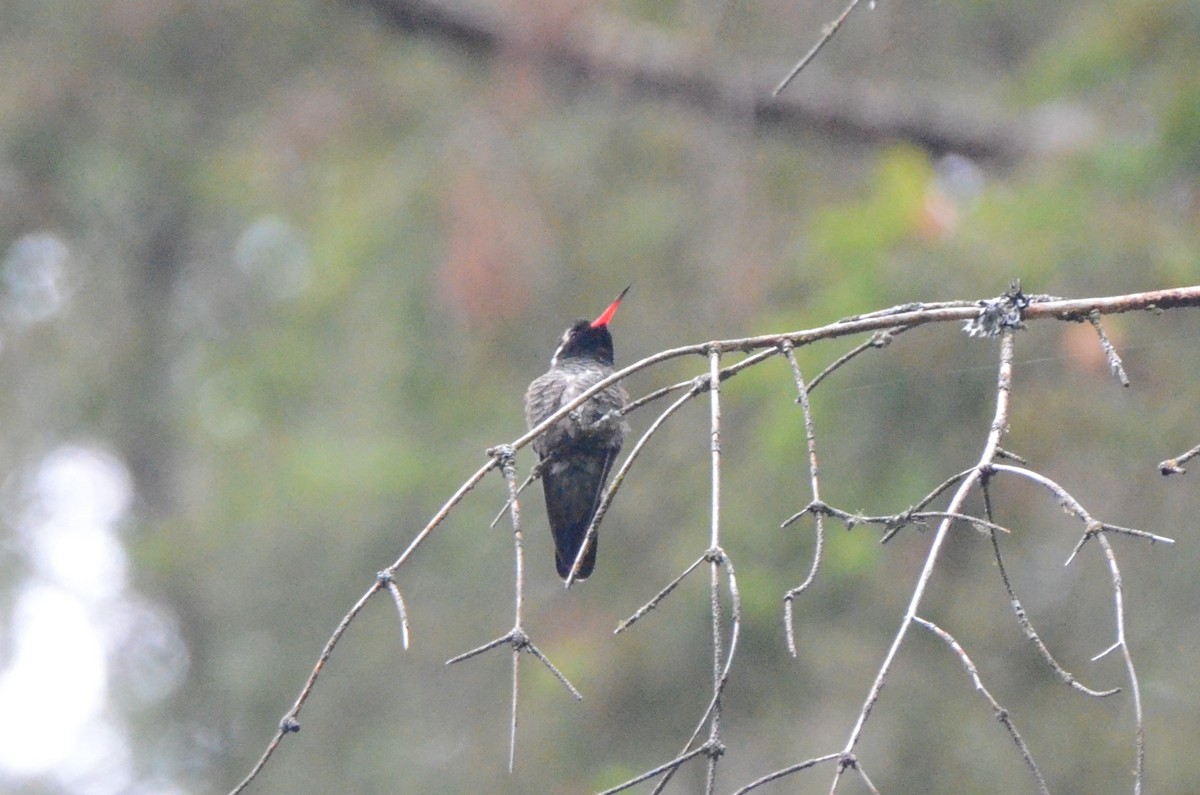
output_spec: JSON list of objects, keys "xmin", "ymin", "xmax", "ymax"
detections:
[
  {"xmin": 981, "ymin": 482, "xmax": 1119, "ymax": 698},
  {"xmin": 913, "ymin": 617, "xmax": 1049, "ymax": 795},
  {"xmin": 826, "ymin": 329, "xmax": 1020, "ymax": 794}
]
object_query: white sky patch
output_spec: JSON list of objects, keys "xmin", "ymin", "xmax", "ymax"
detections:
[
  {"xmin": 0, "ymin": 444, "xmax": 187, "ymax": 792},
  {"xmin": 0, "ymin": 583, "xmax": 108, "ymax": 775},
  {"xmin": 23, "ymin": 446, "xmax": 131, "ymax": 600}
]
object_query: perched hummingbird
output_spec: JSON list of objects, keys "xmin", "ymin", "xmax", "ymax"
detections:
[{"xmin": 525, "ymin": 287, "xmax": 630, "ymax": 580}]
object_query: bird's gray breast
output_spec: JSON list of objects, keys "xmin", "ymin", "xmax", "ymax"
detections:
[{"xmin": 525, "ymin": 361, "xmax": 628, "ymax": 457}]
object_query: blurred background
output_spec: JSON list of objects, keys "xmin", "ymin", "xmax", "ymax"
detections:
[{"xmin": 0, "ymin": 0, "xmax": 1198, "ymax": 793}]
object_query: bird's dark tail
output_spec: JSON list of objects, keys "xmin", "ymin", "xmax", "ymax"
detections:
[
  {"xmin": 554, "ymin": 521, "xmax": 597, "ymax": 580},
  {"xmin": 540, "ymin": 446, "xmax": 618, "ymax": 580}
]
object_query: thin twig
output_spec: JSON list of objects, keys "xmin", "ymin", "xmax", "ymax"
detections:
[
  {"xmin": 605, "ymin": 553, "xmax": 742, "ymax": 795},
  {"xmin": 704, "ymin": 347, "xmax": 725, "ymax": 794},
  {"xmin": 596, "ymin": 744, "xmax": 712, "ymax": 794},
  {"xmin": 445, "ymin": 633, "xmax": 511, "ymax": 665},
  {"xmin": 731, "ymin": 752, "xmax": 843, "ymax": 794},
  {"xmin": 608, "ymin": 353, "xmax": 742, "ymax": 794},
  {"xmin": 1086, "ymin": 310, "xmax": 1130, "ymax": 386},
  {"xmin": 446, "ymin": 447, "xmax": 582, "ymax": 771},
  {"xmin": 621, "ymin": 347, "xmax": 781, "ymax": 417},
  {"xmin": 1158, "ymin": 440, "xmax": 1200, "ymax": 475},
  {"xmin": 379, "ymin": 572, "xmax": 411, "ymax": 650},
  {"xmin": 445, "ymin": 629, "xmax": 581, "ymax": 691},
  {"xmin": 981, "ymin": 484, "xmax": 1118, "ymax": 698},
  {"xmin": 987, "ymin": 464, "xmax": 1175, "ymax": 564},
  {"xmin": 827, "ymin": 753, "xmax": 881, "ymax": 795},
  {"xmin": 634, "ymin": 353, "xmax": 747, "ymax": 794},
  {"xmin": 501, "ymin": 448, "xmax": 524, "ymax": 771},
  {"xmin": 780, "ymin": 468, "xmax": 975, "ymax": 529},
  {"xmin": 825, "ymin": 330, "xmax": 1017, "ymax": 792},
  {"xmin": 615, "ymin": 553, "xmax": 708, "ymax": 633},
  {"xmin": 384, "ymin": 457, "xmax": 501, "ymax": 575},
  {"xmin": 1094, "ymin": 532, "xmax": 1145, "ymax": 794},
  {"xmin": 773, "ymin": 0, "xmax": 871, "ymax": 96},
  {"xmin": 489, "ymin": 464, "xmax": 540, "ymax": 528},
  {"xmin": 226, "ymin": 578, "xmax": 386, "ymax": 795},
  {"xmin": 781, "ymin": 342, "xmax": 826, "ymax": 657},
  {"xmin": 808, "ymin": 326, "xmax": 909, "ymax": 392},
  {"xmin": 913, "ymin": 616, "xmax": 1049, "ymax": 794}
]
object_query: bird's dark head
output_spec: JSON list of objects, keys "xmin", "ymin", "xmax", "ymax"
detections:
[
  {"xmin": 553, "ymin": 320, "xmax": 615, "ymax": 365},
  {"xmin": 550, "ymin": 286, "xmax": 629, "ymax": 367}
]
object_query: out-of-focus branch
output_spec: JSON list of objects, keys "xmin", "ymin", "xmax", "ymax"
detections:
[{"xmin": 352, "ymin": 0, "xmax": 1031, "ymax": 162}]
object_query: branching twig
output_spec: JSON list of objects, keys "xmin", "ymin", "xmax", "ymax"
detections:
[
  {"xmin": 603, "ymin": 350, "xmax": 743, "ymax": 795},
  {"xmin": 986, "ymin": 464, "xmax": 1176, "ymax": 564},
  {"xmin": 731, "ymin": 752, "xmax": 842, "ymax": 794},
  {"xmin": 914, "ymin": 616, "xmax": 1049, "ymax": 794},
  {"xmin": 981, "ymin": 483, "xmax": 1119, "ymax": 698},
  {"xmin": 1093, "ymin": 532, "xmax": 1146, "ymax": 793},
  {"xmin": 781, "ymin": 342, "xmax": 826, "ymax": 657},
  {"xmin": 603, "ymin": 550, "xmax": 742, "ymax": 795},
  {"xmin": 833, "ymin": 330, "xmax": 1018, "ymax": 791},
  {"xmin": 445, "ymin": 446, "xmax": 580, "ymax": 771},
  {"xmin": 704, "ymin": 347, "xmax": 727, "ymax": 794},
  {"xmin": 489, "ymin": 462, "xmax": 540, "ymax": 528}
]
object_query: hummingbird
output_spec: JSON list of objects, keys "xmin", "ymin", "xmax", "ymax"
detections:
[{"xmin": 525, "ymin": 287, "xmax": 630, "ymax": 580}]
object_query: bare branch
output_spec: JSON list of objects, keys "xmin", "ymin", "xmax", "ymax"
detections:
[
  {"xmin": 1087, "ymin": 310, "xmax": 1130, "ymax": 387},
  {"xmin": 781, "ymin": 342, "xmax": 827, "ymax": 657},
  {"xmin": 773, "ymin": 0, "xmax": 872, "ymax": 96},
  {"xmin": 615, "ymin": 553, "xmax": 707, "ymax": 634},
  {"xmin": 1094, "ymin": 533, "xmax": 1146, "ymax": 793},
  {"xmin": 731, "ymin": 752, "xmax": 843, "ymax": 794},
  {"xmin": 704, "ymin": 347, "xmax": 725, "ymax": 794},
  {"xmin": 378, "ymin": 572, "xmax": 411, "ymax": 650},
  {"xmin": 828, "ymin": 329, "xmax": 1018, "ymax": 790},
  {"xmin": 914, "ymin": 616, "xmax": 1049, "ymax": 794},
  {"xmin": 987, "ymin": 464, "xmax": 1176, "ymax": 564},
  {"xmin": 1159, "ymin": 440, "xmax": 1200, "ymax": 476},
  {"xmin": 808, "ymin": 327, "xmax": 910, "ymax": 392},
  {"xmin": 981, "ymin": 493, "xmax": 1119, "ymax": 698}
]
